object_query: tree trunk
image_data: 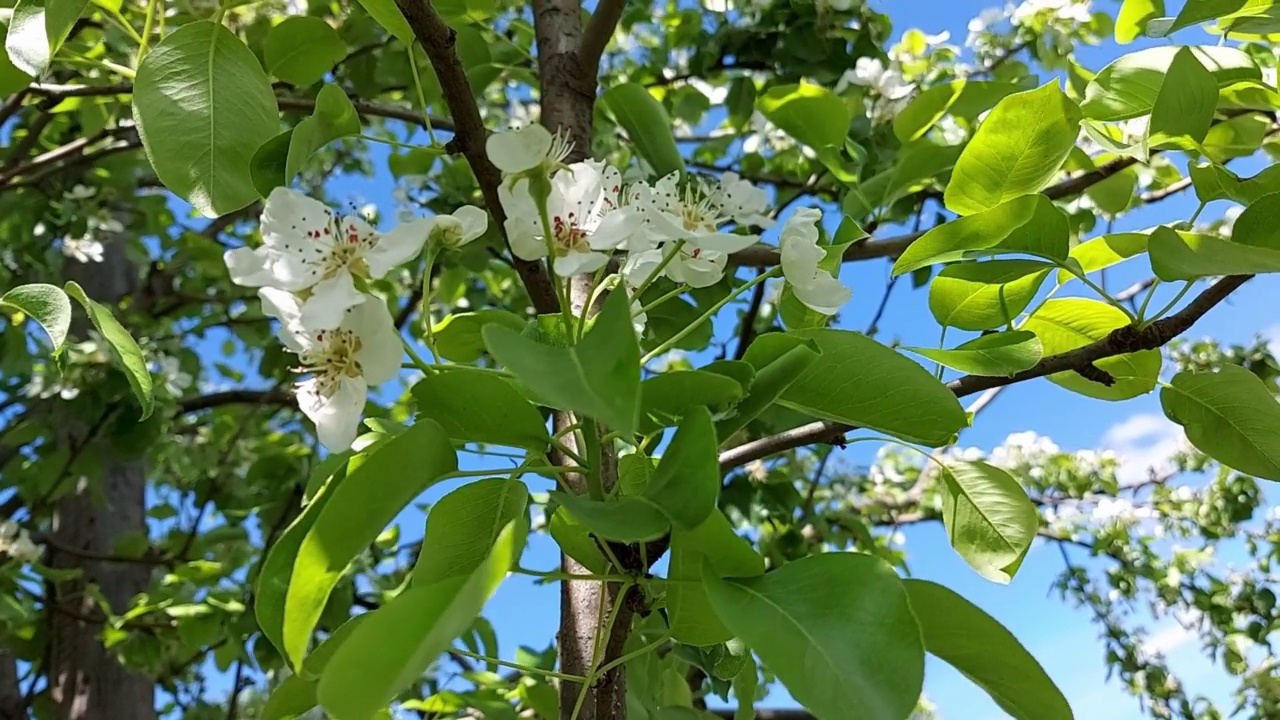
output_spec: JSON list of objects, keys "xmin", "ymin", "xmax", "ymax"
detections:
[
  {"xmin": 47, "ymin": 240, "xmax": 156, "ymax": 720},
  {"xmin": 0, "ymin": 651, "xmax": 23, "ymax": 720}
]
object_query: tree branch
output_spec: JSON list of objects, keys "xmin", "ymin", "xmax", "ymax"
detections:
[
  {"xmin": 579, "ymin": 0, "xmax": 626, "ymax": 81},
  {"xmin": 393, "ymin": 0, "xmax": 560, "ymax": 315},
  {"xmin": 177, "ymin": 389, "xmax": 294, "ymax": 414},
  {"xmin": 718, "ymin": 275, "xmax": 1253, "ymax": 472}
]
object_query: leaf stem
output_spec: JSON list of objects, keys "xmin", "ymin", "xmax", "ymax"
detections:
[
  {"xmin": 450, "ymin": 647, "xmax": 587, "ymax": 682},
  {"xmin": 635, "ymin": 284, "xmax": 690, "ymax": 317},
  {"xmin": 1135, "ymin": 278, "xmax": 1162, "ymax": 321},
  {"xmin": 1143, "ymin": 281, "xmax": 1194, "ymax": 325},
  {"xmin": 419, "ymin": 246, "xmax": 440, "ymax": 359},
  {"xmin": 401, "ymin": 337, "xmax": 435, "ymax": 373},
  {"xmin": 138, "ymin": 0, "xmax": 160, "ymax": 60},
  {"xmin": 580, "ymin": 418, "xmax": 605, "ymax": 501},
  {"xmin": 407, "ymin": 45, "xmax": 437, "ymax": 145},
  {"xmin": 104, "ymin": 5, "xmax": 145, "ymax": 45},
  {"xmin": 629, "ymin": 239, "xmax": 685, "ymax": 300},
  {"xmin": 592, "ymin": 633, "xmax": 670, "ymax": 678},
  {"xmin": 642, "ymin": 268, "xmax": 780, "ymax": 364},
  {"xmin": 513, "ymin": 566, "xmax": 631, "ymax": 583}
]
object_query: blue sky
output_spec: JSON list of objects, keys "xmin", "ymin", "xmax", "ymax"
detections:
[{"xmin": 182, "ymin": 0, "xmax": 1280, "ymax": 716}]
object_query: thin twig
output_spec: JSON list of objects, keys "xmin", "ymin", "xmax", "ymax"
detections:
[{"xmin": 732, "ymin": 269, "xmax": 768, "ymax": 360}]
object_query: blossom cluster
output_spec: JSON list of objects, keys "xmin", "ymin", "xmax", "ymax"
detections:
[
  {"xmin": 224, "ymin": 187, "xmax": 487, "ymax": 451},
  {"xmin": 0, "ymin": 520, "xmax": 41, "ymax": 564}
]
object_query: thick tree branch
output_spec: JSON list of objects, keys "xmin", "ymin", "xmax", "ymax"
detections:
[
  {"xmin": 394, "ymin": 0, "xmax": 560, "ymax": 315},
  {"xmin": 579, "ymin": 0, "xmax": 626, "ymax": 81},
  {"xmin": 718, "ymin": 275, "xmax": 1253, "ymax": 472}
]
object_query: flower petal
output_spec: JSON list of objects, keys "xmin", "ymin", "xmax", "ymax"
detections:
[
  {"xmin": 452, "ymin": 205, "xmax": 489, "ymax": 244},
  {"xmin": 587, "ymin": 206, "xmax": 642, "ymax": 251},
  {"xmin": 223, "ymin": 247, "xmax": 274, "ymax": 287},
  {"xmin": 791, "ymin": 273, "xmax": 852, "ymax": 315},
  {"xmin": 688, "ymin": 231, "xmax": 759, "ymax": 254},
  {"xmin": 300, "ymin": 271, "xmax": 367, "ymax": 330},
  {"xmin": 347, "ymin": 299, "xmax": 402, "ymax": 385},
  {"xmin": 553, "ymin": 250, "xmax": 608, "ymax": 277},
  {"xmin": 299, "ymin": 376, "xmax": 367, "ymax": 452},
  {"xmin": 486, "ymin": 125, "xmax": 552, "ymax": 174},
  {"xmin": 261, "ymin": 187, "xmax": 335, "ymax": 250},
  {"xmin": 366, "ymin": 218, "xmax": 430, "ymax": 277}
]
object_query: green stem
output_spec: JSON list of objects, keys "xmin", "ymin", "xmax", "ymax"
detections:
[
  {"xmin": 629, "ymin": 240, "xmax": 685, "ymax": 300},
  {"xmin": 642, "ymin": 268, "xmax": 780, "ymax": 364},
  {"xmin": 549, "ymin": 438, "xmax": 588, "ymax": 467},
  {"xmin": 138, "ymin": 0, "xmax": 159, "ymax": 59},
  {"xmin": 1049, "ymin": 257, "xmax": 1135, "ymax": 321},
  {"xmin": 1188, "ymin": 201, "xmax": 1207, "ymax": 226},
  {"xmin": 1135, "ymin": 279, "xmax": 1162, "ymax": 321},
  {"xmin": 570, "ymin": 581, "xmax": 634, "ymax": 720},
  {"xmin": 514, "ymin": 566, "xmax": 632, "ymax": 583},
  {"xmin": 450, "ymin": 648, "xmax": 587, "ymax": 682},
  {"xmin": 104, "ymin": 6, "xmax": 144, "ymax": 44},
  {"xmin": 441, "ymin": 466, "xmax": 577, "ymax": 480},
  {"xmin": 578, "ymin": 265, "xmax": 613, "ymax": 340},
  {"xmin": 358, "ymin": 133, "xmax": 441, "ymax": 152},
  {"xmin": 537, "ymin": 202, "xmax": 578, "ymax": 332},
  {"xmin": 580, "ymin": 418, "xmax": 605, "ymax": 501},
  {"xmin": 934, "ymin": 325, "xmax": 948, "ymax": 381},
  {"xmin": 592, "ymin": 634, "xmax": 671, "ymax": 679},
  {"xmin": 407, "ymin": 45, "xmax": 437, "ymax": 145},
  {"xmin": 1143, "ymin": 281, "xmax": 1194, "ymax": 325},
  {"xmin": 401, "ymin": 337, "xmax": 434, "ymax": 373},
  {"xmin": 420, "ymin": 247, "xmax": 440, "ymax": 359},
  {"xmin": 635, "ymin": 284, "xmax": 690, "ymax": 317}
]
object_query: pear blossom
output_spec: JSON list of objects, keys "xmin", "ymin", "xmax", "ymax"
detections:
[
  {"xmin": 779, "ymin": 208, "xmax": 852, "ymax": 315},
  {"xmin": 427, "ymin": 205, "xmax": 489, "ymax": 250},
  {"xmin": 259, "ymin": 288, "xmax": 402, "ymax": 452},
  {"xmin": 62, "ymin": 235, "xmax": 104, "ymax": 264},
  {"xmin": 630, "ymin": 172, "xmax": 768, "ymax": 253},
  {"xmin": 155, "ymin": 356, "xmax": 193, "ymax": 396},
  {"xmin": 223, "ymin": 187, "xmax": 431, "ymax": 330},
  {"xmin": 0, "ymin": 520, "xmax": 41, "ymax": 564},
  {"xmin": 838, "ymin": 57, "xmax": 915, "ymax": 100},
  {"xmin": 500, "ymin": 160, "xmax": 641, "ymax": 276},
  {"xmin": 665, "ymin": 245, "xmax": 729, "ymax": 288},
  {"xmin": 966, "ymin": 5, "xmax": 1012, "ymax": 48},
  {"xmin": 1011, "ymin": 0, "xmax": 1092, "ymax": 26},
  {"xmin": 486, "ymin": 124, "xmax": 573, "ymax": 176},
  {"xmin": 63, "ymin": 184, "xmax": 96, "ymax": 201}
]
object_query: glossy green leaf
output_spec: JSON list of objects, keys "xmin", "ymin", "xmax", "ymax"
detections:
[
  {"xmin": 714, "ymin": 337, "xmax": 819, "ymax": 442},
  {"xmin": 279, "ymin": 420, "xmax": 457, "ymax": 668},
  {"xmin": 904, "ymin": 580, "xmax": 1073, "ymax": 720},
  {"xmin": 5, "ymin": 0, "xmax": 86, "ymax": 76},
  {"xmin": 1147, "ymin": 0, "xmax": 1273, "ymax": 36},
  {"xmin": 483, "ymin": 290, "xmax": 640, "ymax": 436},
  {"xmin": 944, "ymin": 83, "xmax": 1082, "ymax": 216},
  {"xmin": 133, "ymin": 21, "xmax": 280, "ymax": 217},
  {"xmin": 1022, "ymin": 298, "xmax": 1161, "ymax": 401},
  {"xmin": 644, "ymin": 407, "xmax": 719, "ymax": 529},
  {"xmin": 941, "ymin": 461, "xmax": 1039, "ymax": 583},
  {"xmin": 317, "ymin": 519, "xmax": 521, "ymax": 720},
  {"xmin": 894, "ymin": 195, "xmax": 1070, "ymax": 276},
  {"xmin": 1189, "ymin": 161, "xmax": 1280, "ymax": 206},
  {"xmin": 2, "ymin": 283, "xmax": 70, "ymax": 353},
  {"xmin": 893, "ymin": 80, "xmax": 1023, "ymax": 142},
  {"xmin": 299, "ymin": 614, "xmax": 370, "ymax": 680},
  {"xmin": 1161, "ymin": 365, "xmax": 1280, "ymax": 481},
  {"xmin": 618, "ymin": 452, "xmax": 654, "ymax": 496},
  {"xmin": 548, "ymin": 507, "xmax": 608, "ymax": 574},
  {"xmin": 412, "ymin": 371, "xmax": 551, "ymax": 450},
  {"xmin": 265, "ymin": 16, "xmax": 346, "ymax": 87},
  {"xmin": 1082, "ymin": 46, "xmax": 1259, "ymax": 121},
  {"xmin": 262, "ymin": 674, "xmax": 316, "ymax": 720},
  {"xmin": 758, "ymin": 82, "xmax": 850, "ymax": 150},
  {"xmin": 414, "ymin": 478, "xmax": 528, "ymax": 585},
  {"xmin": 1149, "ymin": 225, "xmax": 1280, "ymax": 280},
  {"xmin": 1056, "ymin": 232, "xmax": 1149, "ymax": 284},
  {"xmin": 742, "ymin": 329, "xmax": 968, "ymax": 447},
  {"xmin": 704, "ymin": 553, "xmax": 924, "ymax": 720},
  {"xmin": 1147, "ymin": 47, "xmax": 1217, "ymax": 149},
  {"xmin": 929, "ymin": 260, "xmax": 1054, "ymax": 331},
  {"xmin": 550, "ymin": 492, "xmax": 669, "ymax": 543},
  {"xmin": 0, "ymin": 11, "xmax": 32, "ymax": 95},
  {"xmin": 1116, "ymin": 0, "xmax": 1165, "ymax": 42},
  {"xmin": 353, "ymin": 0, "xmax": 414, "ymax": 44},
  {"xmin": 1084, "ymin": 162, "xmax": 1139, "ymax": 215},
  {"xmin": 64, "ymin": 281, "xmax": 153, "ymax": 419},
  {"xmin": 668, "ymin": 512, "xmax": 764, "ymax": 646},
  {"xmin": 1202, "ymin": 112, "xmax": 1271, "ymax": 161},
  {"xmin": 640, "ymin": 370, "xmax": 744, "ymax": 432},
  {"xmin": 602, "ymin": 83, "xmax": 686, "ymax": 177},
  {"xmin": 252, "ymin": 85, "xmax": 360, "ymax": 195},
  {"xmin": 904, "ymin": 332, "xmax": 1043, "ymax": 377},
  {"xmin": 432, "ymin": 310, "xmax": 527, "ymax": 363}
]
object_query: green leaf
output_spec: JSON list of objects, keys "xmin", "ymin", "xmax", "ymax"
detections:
[
  {"xmin": 317, "ymin": 519, "xmax": 522, "ymax": 720},
  {"xmin": 133, "ymin": 21, "xmax": 280, "ymax": 217},
  {"xmin": 278, "ymin": 420, "xmax": 457, "ymax": 668},
  {"xmin": 903, "ymin": 332, "xmax": 1043, "ymax": 377},
  {"xmin": 64, "ymin": 282, "xmax": 153, "ymax": 419},
  {"xmin": 353, "ymin": 0, "xmax": 415, "ymax": 44},
  {"xmin": 432, "ymin": 310, "xmax": 528, "ymax": 363},
  {"xmin": 1056, "ymin": 232, "xmax": 1149, "ymax": 284},
  {"xmin": 1082, "ymin": 46, "xmax": 1259, "ymax": 121},
  {"xmin": 757, "ymin": 82, "xmax": 850, "ymax": 150},
  {"xmin": 704, "ymin": 553, "xmax": 924, "ymax": 720},
  {"xmin": 893, "ymin": 195, "xmax": 1069, "ymax": 276},
  {"xmin": 640, "ymin": 371, "xmax": 744, "ymax": 433},
  {"xmin": 714, "ymin": 339, "xmax": 820, "ymax": 442},
  {"xmin": 1022, "ymin": 298, "xmax": 1161, "ymax": 401},
  {"xmin": 1116, "ymin": 0, "xmax": 1165, "ymax": 42},
  {"xmin": 893, "ymin": 80, "xmax": 1024, "ymax": 142},
  {"xmin": 1147, "ymin": 0, "xmax": 1273, "ymax": 36},
  {"xmin": 262, "ymin": 674, "xmax": 316, "ymax": 720},
  {"xmin": 1161, "ymin": 365, "xmax": 1280, "ymax": 481},
  {"xmin": 300, "ymin": 614, "xmax": 370, "ymax": 680},
  {"xmin": 5, "ymin": 0, "xmax": 86, "ymax": 76},
  {"xmin": 928, "ymin": 260, "xmax": 1054, "ymax": 331},
  {"xmin": 0, "ymin": 12, "xmax": 32, "ymax": 95},
  {"xmin": 550, "ymin": 492, "xmax": 669, "ymax": 543},
  {"xmin": 253, "ymin": 85, "xmax": 360, "ymax": 196},
  {"xmin": 1189, "ymin": 161, "xmax": 1280, "ymax": 206},
  {"xmin": 903, "ymin": 580, "xmax": 1073, "ymax": 720},
  {"xmin": 940, "ymin": 461, "xmax": 1039, "ymax": 583},
  {"xmin": 548, "ymin": 507, "xmax": 608, "ymax": 574},
  {"xmin": 265, "ymin": 16, "xmax": 347, "ymax": 87},
  {"xmin": 1201, "ymin": 112, "xmax": 1271, "ymax": 161},
  {"xmin": 668, "ymin": 512, "xmax": 764, "ymax": 646},
  {"xmin": 742, "ymin": 330, "xmax": 968, "ymax": 447},
  {"xmin": 412, "ymin": 372, "xmax": 551, "ymax": 450},
  {"xmin": 1148, "ymin": 225, "xmax": 1280, "ymax": 280},
  {"xmin": 413, "ymin": 478, "xmax": 528, "ymax": 585},
  {"xmin": 619, "ymin": 452, "xmax": 653, "ymax": 496},
  {"xmin": 727, "ymin": 77, "xmax": 756, "ymax": 128},
  {"xmin": 2, "ymin": 283, "xmax": 70, "ymax": 353},
  {"xmin": 643, "ymin": 407, "xmax": 719, "ymax": 529},
  {"xmin": 944, "ymin": 82, "xmax": 1082, "ymax": 216},
  {"xmin": 1084, "ymin": 163, "xmax": 1139, "ymax": 215},
  {"xmin": 602, "ymin": 83, "xmax": 686, "ymax": 177},
  {"xmin": 1147, "ymin": 47, "xmax": 1217, "ymax": 150},
  {"xmin": 483, "ymin": 290, "xmax": 641, "ymax": 436}
]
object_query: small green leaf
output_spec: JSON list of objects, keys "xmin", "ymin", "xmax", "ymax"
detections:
[
  {"xmin": 1149, "ymin": 225, "xmax": 1280, "ymax": 280},
  {"xmin": 1022, "ymin": 298, "xmax": 1161, "ymax": 401},
  {"xmin": 940, "ymin": 461, "xmax": 1039, "ymax": 583},
  {"xmin": 1056, "ymin": 232, "xmax": 1149, "ymax": 284},
  {"xmin": 757, "ymin": 82, "xmax": 850, "ymax": 150},
  {"xmin": 742, "ymin": 330, "xmax": 968, "ymax": 447},
  {"xmin": 548, "ymin": 507, "xmax": 608, "ymax": 574},
  {"xmin": 1116, "ymin": 0, "xmax": 1165, "ymax": 43},
  {"xmin": 1146, "ymin": 0, "xmax": 1272, "ymax": 36},
  {"xmin": 668, "ymin": 512, "xmax": 764, "ymax": 646},
  {"xmin": 893, "ymin": 195, "xmax": 1070, "ymax": 276},
  {"xmin": 928, "ymin": 260, "xmax": 1054, "ymax": 331},
  {"xmin": 903, "ymin": 580, "xmax": 1073, "ymax": 720},
  {"xmin": 252, "ymin": 85, "xmax": 360, "ymax": 196},
  {"xmin": 133, "ymin": 21, "xmax": 280, "ymax": 217},
  {"xmin": 353, "ymin": 0, "xmax": 414, "ymax": 44},
  {"xmin": 262, "ymin": 674, "xmax": 316, "ymax": 720},
  {"xmin": 714, "ymin": 339, "xmax": 819, "ymax": 443},
  {"xmin": 2, "ymin": 283, "xmax": 70, "ymax": 353},
  {"xmin": 1147, "ymin": 47, "xmax": 1217, "ymax": 150},
  {"xmin": 602, "ymin": 83, "xmax": 685, "ymax": 177},
  {"xmin": 550, "ymin": 492, "xmax": 669, "ymax": 543},
  {"xmin": 1189, "ymin": 161, "xmax": 1280, "ymax": 206},
  {"xmin": 265, "ymin": 16, "xmax": 347, "ymax": 87},
  {"xmin": 414, "ymin": 478, "xmax": 528, "ymax": 585},
  {"xmin": 704, "ymin": 553, "xmax": 924, "ymax": 720},
  {"xmin": 1202, "ymin": 112, "xmax": 1271, "ymax": 162},
  {"xmin": 944, "ymin": 83, "xmax": 1082, "ymax": 216},
  {"xmin": 904, "ymin": 332, "xmax": 1043, "ymax": 377},
  {"xmin": 6, "ymin": 0, "xmax": 86, "ymax": 76},
  {"xmin": 727, "ymin": 77, "xmax": 756, "ymax": 128},
  {"xmin": 1161, "ymin": 365, "xmax": 1280, "ymax": 481},
  {"xmin": 640, "ymin": 371, "xmax": 744, "ymax": 433},
  {"xmin": 1082, "ymin": 46, "xmax": 1259, "ymax": 121},
  {"xmin": 412, "ymin": 371, "xmax": 551, "ymax": 450},
  {"xmin": 432, "ymin": 310, "xmax": 528, "ymax": 363},
  {"xmin": 64, "ymin": 282, "xmax": 153, "ymax": 419},
  {"xmin": 317, "ymin": 519, "xmax": 522, "ymax": 720},
  {"xmin": 893, "ymin": 80, "xmax": 1024, "ymax": 142},
  {"xmin": 483, "ymin": 290, "xmax": 641, "ymax": 436},
  {"xmin": 644, "ymin": 407, "xmax": 719, "ymax": 529}
]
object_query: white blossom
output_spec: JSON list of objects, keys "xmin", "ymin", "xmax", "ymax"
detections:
[
  {"xmin": 63, "ymin": 184, "xmax": 96, "ymax": 201},
  {"xmin": 426, "ymin": 205, "xmax": 489, "ymax": 250},
  {"xmin": 1012, "ymin": 0, "xmax": 1092, "ymax": 26},
  {"xmin": 260, "ymin": 288, "xmax": 402, "ymax": 452},
  {"xmin": 224, "ymin": 187, "xmax": 432, "ymax": 330},
  {"xmin": 486, "ymin": 124, "xmax": 573, "ymax": 176},
  {"xmin": 156, "ymin": 356, "xmax": 193, "ymax": 396},
  {"xmin": 989, "ymin": 430, "xmax": 1061, "ymax": 468},
  {"xmin": 779, "ymin": 208, "xmax": 852, "ymax": 315},
  {"xmin": 838, "ymin": 57, "xmax": 915, "ymax": 100},
  {"xmin": 0, "ymin": 520, "xmax": 41, "ymax": 564},
  {"xmin": 630, "ymin": 172, "xmax": 769, "ymax": 253},
  {"xmin": 62, "ymin": 235, "xmax": 104, "ymax": 264}
]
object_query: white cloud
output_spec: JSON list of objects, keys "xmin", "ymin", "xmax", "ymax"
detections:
[
  {"xmin": 1100, "ymin": 413, "xmax": 1186, "ymax": 485},
  {"xmin": 1141, "ymin": 622, "xmax": 1197, "ymax": 656}
]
